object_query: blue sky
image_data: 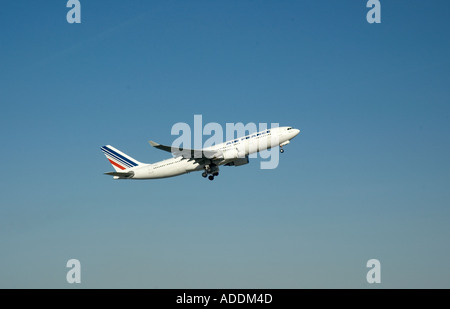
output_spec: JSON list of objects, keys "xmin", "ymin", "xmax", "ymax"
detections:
[{"xmin": 1, "ymin": 0, "xmax": 449, "ymax": 288}]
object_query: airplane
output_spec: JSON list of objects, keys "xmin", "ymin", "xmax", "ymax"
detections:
[{"xmin": 100, "ymin": 126, "xmax": 300, "ymax": 181}]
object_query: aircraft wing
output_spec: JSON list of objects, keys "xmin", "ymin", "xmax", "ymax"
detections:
[{"xmin": 149, "ymin": 140, "xmax": 221, "ymax": 159}]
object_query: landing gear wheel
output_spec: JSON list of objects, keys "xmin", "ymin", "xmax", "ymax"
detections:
[
  {"xmin": 213, "ymin": 172, "xmax": 219, "ymax": 177},
  {"xmin": 280, "ymin": 148, "xmax": 284, "ymax": 153},
  {"xmin": 208, "ymin": 175, "xmax": 214, "ymax": 181},
  {"xmin": 202, "ymin": 172, "xmax": 207, "ymax": 178}
]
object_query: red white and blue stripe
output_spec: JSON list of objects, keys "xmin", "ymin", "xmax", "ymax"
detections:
[{"xmin": 101, "ymin": 145, "xmax": 139, "ymax": 170}]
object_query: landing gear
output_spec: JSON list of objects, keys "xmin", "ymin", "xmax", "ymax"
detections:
[
  {"xmin": 203, "ymin": 162, "xmax": 219, "ymax": 180},
  {"xmin": 280, "ymin": 148, "xmax": 284, "ymax": 153}
]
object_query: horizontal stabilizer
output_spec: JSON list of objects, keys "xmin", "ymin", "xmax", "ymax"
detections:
[{"xmin": 104, "ymin": 171, "xmax": 134, "ymax": 178}]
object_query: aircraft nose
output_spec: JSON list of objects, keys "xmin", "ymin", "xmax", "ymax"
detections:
[{"xmin": 293, "ymin": 129, "xmax": 300, "ymax": 137}]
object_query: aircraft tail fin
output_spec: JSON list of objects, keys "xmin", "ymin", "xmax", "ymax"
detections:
[{"xmin": 100, "ymin": 145, "xmax": 143, "ymax": 172}]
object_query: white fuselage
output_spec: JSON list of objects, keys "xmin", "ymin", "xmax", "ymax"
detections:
[{"xmin": 128, "ymin": 126, "xmax": 300, "ymax": 179}]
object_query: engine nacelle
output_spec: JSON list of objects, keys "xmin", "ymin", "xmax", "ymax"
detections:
[
  {"xmin": 225, "ymin": 156, "xmax": 249, "ymax": 167},
  {"xmin": 223, "ymin": 147, "xmax": 246, "ymax": 160},
  {"xmin": 223, "ymin": 148, "xmax": 238, "ymax": 160}
]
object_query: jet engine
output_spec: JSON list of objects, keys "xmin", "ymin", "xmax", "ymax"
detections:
[{"xmin": 223, "ymin": 148, "xmax": 246, "ymax": 160}]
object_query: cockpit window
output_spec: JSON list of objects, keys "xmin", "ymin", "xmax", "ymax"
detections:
[{"xmin": 287, "ymin": 127, "xmax": 292, "ymax": 130}]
